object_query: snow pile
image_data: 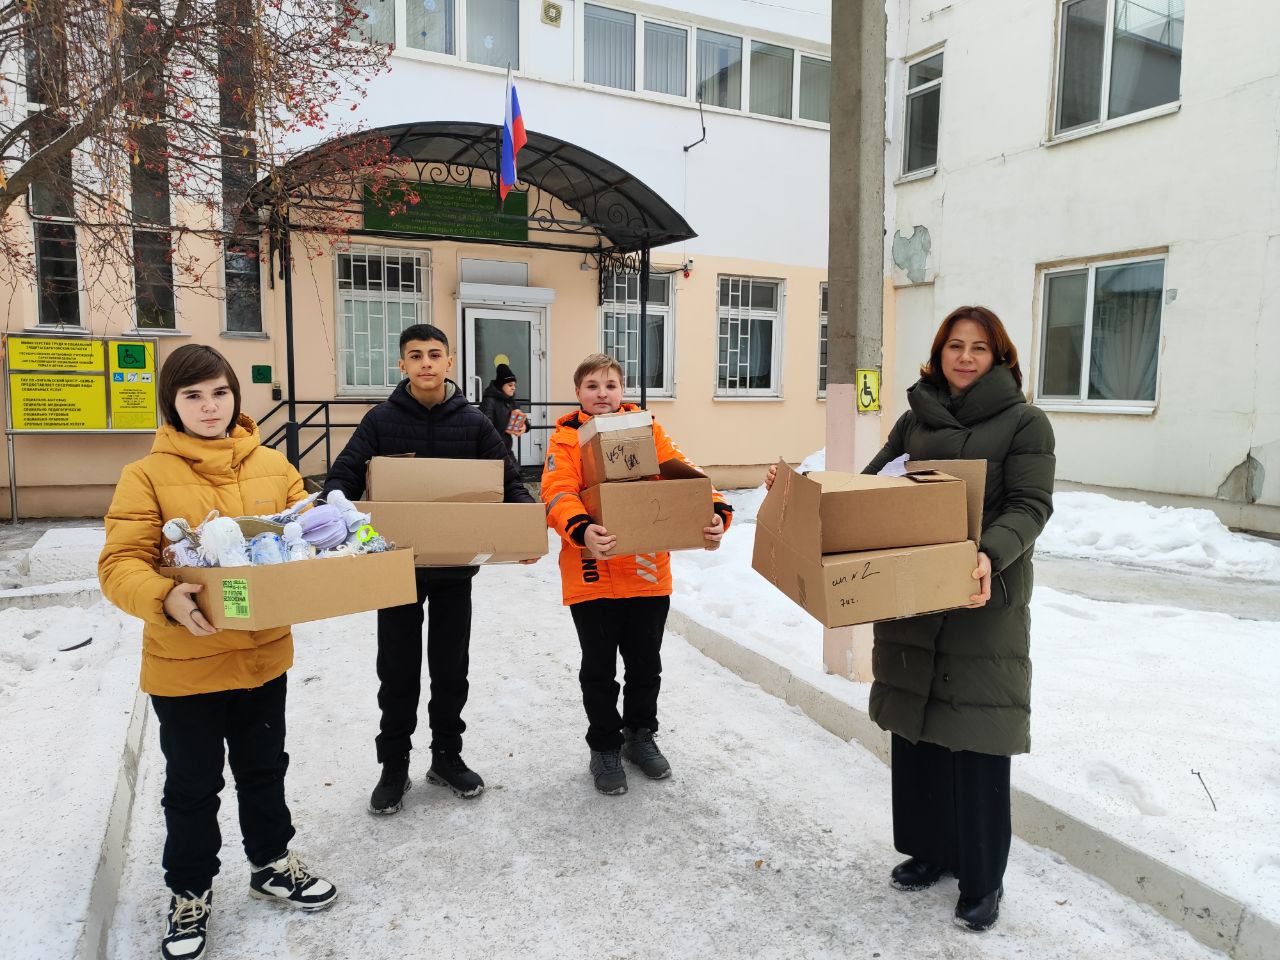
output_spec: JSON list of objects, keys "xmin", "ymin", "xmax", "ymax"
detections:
[
  {"xmin": 0, "ymin": 600, "xmax": 141, "ymax": 955},
  {"xmin": 1039, "ymin": 492, "xmax": 1280, "ymax": 582},
  {"xmin": 25, "ymin": 526, "xmax": 106, "ymax": 584}
]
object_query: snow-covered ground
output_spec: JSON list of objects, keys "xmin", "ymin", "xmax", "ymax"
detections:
[
  {"xmin": 0, "ymin": 601, "xmax": 142, "ymax": 956},
  {"xmin": 100, "ymin": 552, "xmax": 1219, "ymax": 959},
  {"xmin": 672, "ymin": 472, "xmax": 1280, "ymax": 928}
]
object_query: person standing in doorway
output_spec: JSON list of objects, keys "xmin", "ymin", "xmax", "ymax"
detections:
[
  {"xmin": 479, "ymin": 362, "xmax": 525, "ymax": 458},
  {"xmin": 766, "ymin": 306, "xmax": 1055, "ymax": 932},
  {"xmin": 323, "ymin": 324, "xmax": 537, "ymax": 816}
]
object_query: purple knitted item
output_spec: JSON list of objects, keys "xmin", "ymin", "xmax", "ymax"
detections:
[{"xmin": 297, "ymin": 504, "xmax": 349, "ymax": 550}]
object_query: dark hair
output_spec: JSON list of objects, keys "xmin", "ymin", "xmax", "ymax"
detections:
[
  {"xmin": 399, "ymin": 323, "xmax": 450, "ymax": 355},
  {"xmin": 157, "ymin": 344, "xmax": 242, "ymax": 433},
  {"xmin": 921, "ymin": 305, "xmax": 1023, "ymax": 389}
]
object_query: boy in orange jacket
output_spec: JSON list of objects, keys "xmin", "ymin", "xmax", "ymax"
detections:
[{"xmin": 542, "ymin": 354, "xmax": 732, "ymax": 794}]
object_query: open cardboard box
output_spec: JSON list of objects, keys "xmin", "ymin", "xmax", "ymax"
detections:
[
  {"xmin": 581, "ymin": 458, "xmax": 715, "ymax": 556},
  {"xmin": 578, "ymin": 410, "xmax": 661, "ymax": 487},
  {"xmin": 168, "ymin": 548, "xmax": 417, "ymax": 631},
  {"xmin": 357, "ymin": 501, "xmax": 548, "ymax": 567},
  {"xmin": 752, "ymin": 459, "xmax": 986, "ymax": 627},
  {"xmin": 365, "ymin": 455, "xmax": 503, "ymax": 503}
]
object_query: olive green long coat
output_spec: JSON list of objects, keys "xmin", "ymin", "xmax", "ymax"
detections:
[{"xmin": 864, "ymin": 365, "xmax": 1055, "ymax": 756}]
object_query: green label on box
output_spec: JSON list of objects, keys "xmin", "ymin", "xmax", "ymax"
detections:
[{"xmin": 222, "ymin": 579, "xmax": 251, "ymax": 619}]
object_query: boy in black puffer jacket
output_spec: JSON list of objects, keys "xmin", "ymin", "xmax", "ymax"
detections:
[
  {"xmin": 478, "ymin": 363, "xmax": 523, "ymax": 457},
  {"xmin": 323, "ymin": 324, "xmax": 534, "ymax": 815}
]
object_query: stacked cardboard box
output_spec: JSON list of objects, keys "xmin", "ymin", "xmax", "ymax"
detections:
[
  {"xmin": 752, "ymin": 459, "xmax": 986, "ymax": 627},
  {"xmin": 357, "ymin": 456, "xmax": 548, "ymax": 566},
  {"xmin": 577, "ymin": 411, "xmax": 715, "ymax": 556}
]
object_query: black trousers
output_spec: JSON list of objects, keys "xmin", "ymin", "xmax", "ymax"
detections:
[
  {"xmin": 891, "ymin": 734, "xmax": 1011, "ymax": 897},
  {"xmin": 375, "ymin": 567, "xmax": 475, "ymax": 762},
  {"xmin": 569, "ymin": 596, "xmax": 669, "ymax": 751},
  {"xmin": 150, "ymin": 673, "xmax": 295, "ymax": 896}
]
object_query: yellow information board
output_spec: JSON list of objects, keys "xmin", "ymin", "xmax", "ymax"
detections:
[
  {"xmin": 8, "ymin": 373, "xmax": 109, "ymax": 430},
  {"xmin": 4, "ymin": 334, "xmax": 157, "ymax": 432},
  {"xmin": 856, "ymin": 368, "xmax": 881, "ymax": 413},
  {"xmin": 107, "ymin": 339, "xmax": 158, "ymax": 430},
  {"xmin": 8, "ymin": 337, "xmax": 104, "ymax": 372}
]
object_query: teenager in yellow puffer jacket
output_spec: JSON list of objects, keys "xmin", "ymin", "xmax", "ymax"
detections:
[{"xmin": 99, "ymin": 345, "xmax": 335, "ymax": 960}]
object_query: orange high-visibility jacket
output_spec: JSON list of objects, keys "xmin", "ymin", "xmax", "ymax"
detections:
[
  {"xmin": 98, "ymin": 416, "xmax": 307, "ymax": 697},
  {"xmin": 542, "ymin": 405, "xmax": 732, "ymax": 606}
]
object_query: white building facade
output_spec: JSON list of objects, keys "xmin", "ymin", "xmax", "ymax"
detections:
[{"xmin": 881, "ymin": 0, "xmax": 1280, "ymax": 532}]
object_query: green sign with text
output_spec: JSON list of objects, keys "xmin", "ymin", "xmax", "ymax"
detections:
[{"xmin": 363, "ymin": 182, "xmax": 528, "ymax": 243}]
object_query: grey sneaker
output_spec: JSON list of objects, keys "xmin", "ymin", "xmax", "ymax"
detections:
[
  {"xmin": 622, "ymin": 727, "xmax": 671, "ymax": 779},
  {"xmin": 589, "ymin": 748, "xmax": 628, "ymax": 795}
]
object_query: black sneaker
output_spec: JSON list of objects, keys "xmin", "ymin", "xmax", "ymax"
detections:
[
  {"xmin": 249, "ymin": 851, "xmax": 338, "ymax": 912},
  {"xmin": 426, "ymin": 749, "xmax": 485, "ymax": 798},
  {"xmin": 589, "ymin": 748, "xmax": 628, "ymax": 795},
  {"xmin": 369, "ymin": 756, "xmax": 411, "ymax": 814},
  {"xmin": 162, "ymin": 888, "xmax": 211, "ymax": 960},
  {"xmin": 622, "ymin": 727, "xmax": 672, "ymax": 780}
]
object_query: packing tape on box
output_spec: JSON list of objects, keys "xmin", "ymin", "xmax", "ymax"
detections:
[{"xmin": 468, "ymin": 552, "xmax": 493, "ymax": 565}]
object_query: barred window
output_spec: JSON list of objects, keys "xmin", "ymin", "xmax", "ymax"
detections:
[
  {"xmin": 601, "ymin": 272, "xmax": 674, "ymax": 397},
  {"xmin": 818, "ymin": 283, "xmax": 829, "ymax": 396},
  {"xmin": 716, "ymin": 276, "xmax": 783, "ymax": 397},
  {"xmin": 337, "ymin": 245, "xmax": 431, "ymax": 393}
]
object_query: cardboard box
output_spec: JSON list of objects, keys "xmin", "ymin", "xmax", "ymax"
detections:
[
  {"xmin": 751, "ymin": 459, "xmax": 986, "ymax": 627},
  {"xmin": 578, "ymin": 410, "xmax": 660, "ymax": 487},
  {"xmin": 357, "ymin": 501, "xmax": 548, "ymax": 566},
  {"xmin": 365, "ymin": 456, "xmax": 503, "ymax": 503},
  {"xmin": 798, "ymin": 469, "xmax": 967, "ymax": 552},
  {"xmin": 580, "ymin": 477, "xmax": 715, "ymax": 556},
  {"xmin": 169, "ymin": 548, "xmax": 417, "ymax": 631}
]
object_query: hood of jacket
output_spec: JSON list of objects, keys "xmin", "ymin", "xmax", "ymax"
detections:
[
  {"xmin": 149, "ymin": 414, "xmax": 263, "ymax": 482},
  {"xmin": 386, "ymin": 378, "xmax": 464, "ymax": 418}
]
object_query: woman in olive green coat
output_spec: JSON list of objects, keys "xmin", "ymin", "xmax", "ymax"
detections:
[
  {"xmin": 767, "ymin": 305, "xmax": 1054, "ymax": 932},
  {"xmin": 871, "ymin": 306, "xmax": 1054, "ymax": 932}
]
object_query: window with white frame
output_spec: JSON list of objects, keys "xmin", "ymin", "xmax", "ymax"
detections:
[
  {"xmin": 221, "ymin": 136, "xmax": 262, "ymax": 334},
  {"xmin": 717, "ymin": 276, "xmax": 783, "ymax": 397},
  {"xmin": 466, "ymin": 0, "xmax": 518, "ymax": 68},
  {"xmin": 1055, "ymin": 0, "xmax": 1183, "ymax": 135},
  {"xmin": 818, "ymin": 282, "xmax": 829, "ymax": 396},
  {"xmin": 645, "ymin": 20, "xmax": 687, "ymax": 96},
  {"xmin": 750, "ymin": 40, "xmax": 793, "ymax": 119},
  {"xmin": 585, "ymin": 4, "xmax": 635, "ymax": 90},
  {"xmin": 349, "ymin": 0, "xmax": 395, "ymax": 46},
  {"xmin": 1038, "ymin": 255, "xmax": 1165, "ymax": 406},
  {"xmin": 903, "ymin": 51, "xmax": 942, "ymax": 176},
  {"xmin": 28, "ymin": 114, "xmax": 80, "ymax": 327},
  {"xmin": 696, "ymin": 29, "xmax": 742, "ymax": 109},
  {"xmin": 407, "ymin": 0, "xmax": 455, "ymax": 55},
  {"xmin": 601, "ymin": 271, "xmax": 674, "ymax": 397},
  {"xmin": 799, "ymin": 55, "xmax": 830, "ymax": 122},
  {"xmin": 337, "ymin": 246, "xmax": 432, "ymax": 392}
]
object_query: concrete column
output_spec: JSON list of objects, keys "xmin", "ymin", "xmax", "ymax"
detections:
[{"xmin": 824, "ymin": 0, "xmax": 887, "ymax": 681}]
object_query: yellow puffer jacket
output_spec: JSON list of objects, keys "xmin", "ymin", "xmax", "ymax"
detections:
[{"xmin": 98, "ymin": 415, "xmax": 307, "ymax": 697}]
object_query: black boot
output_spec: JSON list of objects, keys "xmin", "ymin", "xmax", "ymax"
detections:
[
  {"xmin": 954, "ymin": 886, "xmax": 1003, "ymax": 931},
  {"xmin": 890, "ymin": 857, "xmax": 945, "ymax": 891},
  {"xmin": 589, "ymin": 748, "xmax": 628, "ymax": 795},
  {"xmin": 427, "ymin": 749, "xmax": 485, "ymax": 798},
  {"xmin": 369, "ymin": 755, "xmax": 411, "ymax": 815},
  {"xmin": 622, "ymin": 727, "xmax": 671, "ymax": 779}
]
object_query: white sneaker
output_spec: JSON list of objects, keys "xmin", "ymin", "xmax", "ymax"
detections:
[
  {"xmin": 248, "ymin": 851, "xmax": 337, "ymax": 912},
  {"xmin": 161, "ymin": 889, "xmax": 211, "ymax": 959}
]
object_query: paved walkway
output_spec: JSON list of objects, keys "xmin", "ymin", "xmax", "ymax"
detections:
[{"xmin": 106, "ymin": 556, "xmax": 1222, "ymax": 960}]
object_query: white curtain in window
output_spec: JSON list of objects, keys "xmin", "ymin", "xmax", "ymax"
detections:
[
  {"xmin": 1088, "ymin": 262, "xmax": 1163, "ymax": 401},
  {"xmin": 799, "ymin": 56, "xmax": 829, "ymax": 122},
  {"xmin": 353, "ymin": 0, "xmax": 394, "ymax": 46},
  {"xmin": 407, "ymin": 0, "xmax": 454, "ymax": 54},
  {"xmin": 696, "ymin": 29, "xmax": 741, "ymax": 109},
  {"xmin": 585, "ymin": 5, "xmax": 634, "ymax": 90},
  {"xmin": 644, "ymin": 21, "xmax": 686, "ymax": 96},
  {"xmin": 467, "ymin": 0, "xmax": 518, "ymax": 68},
  {"xmin": 750, "ymin": 41, "xmax": 793, "ymax": 118}
]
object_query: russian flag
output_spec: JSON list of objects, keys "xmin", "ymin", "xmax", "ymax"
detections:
[{"xmin": 500, "ymin": 67, "xmax": 526, "ymax": 203}]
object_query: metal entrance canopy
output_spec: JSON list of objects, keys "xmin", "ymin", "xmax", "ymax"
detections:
[{"xmin": 240, "ymin": 122, "xmax": 695, "ymax": 464}]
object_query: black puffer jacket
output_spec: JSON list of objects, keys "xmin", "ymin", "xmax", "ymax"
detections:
[
  {"xmin": 479, "ymin": 381, "xmax": 519, "ymax": 454},
  {"xmin": 323, "ymin": 379, "xmax": 532, "ymax": 504}
]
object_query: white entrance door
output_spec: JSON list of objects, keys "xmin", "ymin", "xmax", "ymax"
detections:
[{"xmin": 463, "ymin": 306, "xmax": 546, "ymax": 468}]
